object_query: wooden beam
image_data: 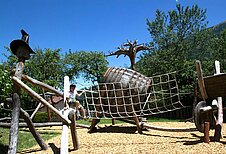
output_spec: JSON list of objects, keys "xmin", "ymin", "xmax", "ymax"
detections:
[
  {"xmin": 8, "ymin": 61, "xmax": 24, "ymax": 154},
  {"xmin": 141, "ymin": 122, "xmax": 197, "ymax": 132},
  {"xmin": 0, "ymin": 122, "xmax": 62, "ymax": 128},
  {"xmin": 0, "ymin": 117, "xmax": 11, "ymax": 122},
  {"xmin": 30, "ymin": 103, "xmax": 42, "ymax": 119},
  {"xmin": 12, "ymin": 76, "xmax": 70, "ymax": 125},
  {"xmin": 0, "ymin": 122, "xmax": 90, "ymax": 128},
  {"xmin": 68, "ymin": 110, "xmax": 80, "ymax": 150},
  {"xmin": 133, "ymin": 112, "xmax": 143, "ymax": 134},
  {"xmin": 20, "ymin": 108, "xmax": 48, "ymax": 150},
  {"xmin": 8, "ymin": 93, "xmax": 21, "ymax": 154},
  {"xmin": 22, "ymin": 74, "xmax": 63, "ymax": 96},
  {"xmin": 196, "ymin": 60, "xmax": 208, "ymax": 100},
  {"xmin": 117, "ymin": 118, "xmax": 136, "ymax": 125}
]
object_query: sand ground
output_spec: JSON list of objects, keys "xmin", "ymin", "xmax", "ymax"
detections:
[{"xmin": 18, "ymin": 122, "xmax": 226, "ymax": 154}]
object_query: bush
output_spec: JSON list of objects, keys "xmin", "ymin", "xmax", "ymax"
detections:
[{"xmin": 33, "ymin": 112, "xmax": 49, "ymax": 123}]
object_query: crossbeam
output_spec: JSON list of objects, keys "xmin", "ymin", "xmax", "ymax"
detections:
[{"xmin": 12, "ymin": 76, "xmax": 70, "ymax": 125}]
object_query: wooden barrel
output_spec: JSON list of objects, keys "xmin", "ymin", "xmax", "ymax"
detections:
[
  {"xmin": 103, "ymin": 67, "xmax": 152, "ymax": 93},
  {"xmin": 94, "ymin": 67, "xmax": 152, "ymax": 118}
]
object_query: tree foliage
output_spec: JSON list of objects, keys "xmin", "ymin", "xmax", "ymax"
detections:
[
  {"xmin": 212, "ymin": 29, "xmax": 226, "ymax": 72},
  {"xmin": 137, "ymin": 4, "xmax": 217, "ymax": 100},
  {"xmin": 63, "ymin": 50, "xmax": 108, "ymax": 83},
  {"xmin": 0, "ymin": 64, "xmax": 12, "ymax": 117},
  {"xmin": 25, "ymin": 48, "xmax": 64, "ymax": 88}
]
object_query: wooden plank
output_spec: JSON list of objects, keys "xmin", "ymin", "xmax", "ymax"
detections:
[
  {"xmin": 12, "ymin": 76, "xmax": 70, "ymax": 125},
  {"xmin": 196, "ymin": 60, "xmax": 208, "ymax": 100},
  {"xmin": 204, "ymin": 73, "xmax": 226, "ymax": 98}
]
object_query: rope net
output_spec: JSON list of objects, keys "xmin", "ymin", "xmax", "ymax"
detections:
[{"xmin": 83, "ymin": 70, "xmax": 185, "ymax": 119}]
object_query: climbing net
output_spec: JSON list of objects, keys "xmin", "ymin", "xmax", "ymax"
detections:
[{"xmin": 83, "ymin": 71, "xmax": 185, "ymax": 119}]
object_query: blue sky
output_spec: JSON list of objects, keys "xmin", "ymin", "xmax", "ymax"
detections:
[{"xmin": 1, "ymin": 0, "xmax": 226, "ymax": 88}]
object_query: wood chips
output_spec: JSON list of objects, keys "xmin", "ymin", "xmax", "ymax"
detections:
[{"xmin": 19, "ymin": 122, "xmax": 226, "ymax": 154}]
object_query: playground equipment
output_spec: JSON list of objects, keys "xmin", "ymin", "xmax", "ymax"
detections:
[
  {"xmin": 5, "ymin": 30, "xmax": 199, "ymax": 153},
  {"xmin": 82, "ymin": 67, "xmax": 193, "ymax": 133},
  {"xmin": 194, "ymin": 60, "xmax": 225, "ymax": 143},
  {"xmin": 7, "ymin": 30, "xmax": 80, "ymax": 154}
]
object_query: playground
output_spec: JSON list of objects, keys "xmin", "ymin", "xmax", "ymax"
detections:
[
  {"xmin": 1, "ymin": 29, "xmax": 226, "ymax": 154},
  {"xmin": 20, "ymin": 122, "xmax": 226, "ymax": 154}
]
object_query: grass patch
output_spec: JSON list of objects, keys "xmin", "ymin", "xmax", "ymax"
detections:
[
  {"xmin": 76, "ymin": 117, "xmax": 181, "ymax": 125},
  {"xmin": 0, "ymin": 127, "xmax": 60, "ymax": 153}
]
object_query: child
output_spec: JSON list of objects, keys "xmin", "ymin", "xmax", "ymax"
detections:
[{"xmin": 65, "ymin": 84, "xmax": 86, "ymax": 119}]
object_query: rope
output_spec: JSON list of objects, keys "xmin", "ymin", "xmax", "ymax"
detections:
[{"xmin": 83, "ymin": 71, "xmax": 186, "ymax": 119}]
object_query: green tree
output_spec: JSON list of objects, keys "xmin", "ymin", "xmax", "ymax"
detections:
[
  {"xmin": 63, "ymin": 50, "xmax": 108, "ymax": 83},
  {"xmin": 212, "ymin": 29, "xmax": 226, "ymax": 72},
  {"xmin": 25, "ymin": 48, "xmax": 64, "ymax": 88},
  {"xmin": 0, "ymin": 64, "xmax": 12, "ymax": 117},
  {"xmin": 137, "ymin": 4, "xmax": 216, "ymax": 98}
]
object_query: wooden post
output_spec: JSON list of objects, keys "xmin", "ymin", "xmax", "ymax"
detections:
[
  {"xmin": 8, "ymin": 61, "xmax": 24, "ymax": 154},
  {"xmin": 8, "ymin": 93, "xmax": 21, "ymax": 154},
  {"xmin": 61, "ymin": 111, "xmax": 69, "ymax": 154},
  {"xmin": 204, "ymin": 122, "xmax": 210, "ymax": 143},
  {"xmin": 133, "ymin": 112, "xmax": 143, "ymax": 134},
  {"xmin": 60, "ymin": 76, "xmax": 70, "ymax": 154},
  {"xmin": 112, "ymin": 118, "xmax": 115, "ymax": 125},
  {"xmin": 20, "ymin": 108, "xmax": 48, "ymax": 150},
  {"xmin": 89, "ymin": 119, "xmax": 100, "ymax": 133},
  {"xmin": 214, "ymin": 60, "xmax": 223, "ymax": 141},
  {"xmin": 68, "ymin": 110, "xmax": 80, "ymax": 150}
]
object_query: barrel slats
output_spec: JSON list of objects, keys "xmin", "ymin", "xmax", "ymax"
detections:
[{"xmin": 98, "ymin": 67, "xmax": 152, "ymax": 117}]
